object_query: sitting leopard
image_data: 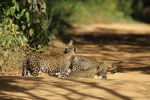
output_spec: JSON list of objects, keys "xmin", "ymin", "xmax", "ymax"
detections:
[
  {"xmin": 63, "ymin": 62, "xmax": 117, "ymax": 79},
  {"xmin": 22, "ymin": 47, "xmax": 76, "ymax": 77}
]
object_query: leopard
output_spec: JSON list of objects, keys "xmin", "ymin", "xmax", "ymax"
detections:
[
  {"xmin": 96, "ymin": 62, "xmax": 117, "ymax": 79},
  {"xmin": 59, "ymin": 40, "xmax": 117, "ymax": 79},
  {"xmin": 63, "ymin": 62, "xmax": 117, "ymax": 79},
  {"xmin": 22, "ymin": 47, "xmax": 76, "ymax": 77},
  {"xmin": 62, "ymin": 40, "xmax": 104, "ymax": 72}
]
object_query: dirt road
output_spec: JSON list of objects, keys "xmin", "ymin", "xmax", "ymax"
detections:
[
  {"xmin": 0, "ymin": 23, "xmax": 150, "ymax": 100},
  {"xmin": 0, "ymin": 76, "xmax": 149, "ymax": 100}
]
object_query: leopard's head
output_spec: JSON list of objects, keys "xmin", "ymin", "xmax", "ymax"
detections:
[
  {"xmin": 64, "ymin": 40, "xmax": 77, "ymax": 57},
  {"xmin": 106, "ymin": 62, "xmax": 117, "ymax": 74}
]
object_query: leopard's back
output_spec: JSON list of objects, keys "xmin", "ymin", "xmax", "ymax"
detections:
[
  {"xmin": 39, "ymin": 54, "xmax": 73, "ymax": 74},
  {"xmin": 71, "ymin": 55, "xmax": 99, "ymax": 72}
]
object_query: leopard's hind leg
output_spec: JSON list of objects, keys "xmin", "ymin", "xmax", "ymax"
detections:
[{"xmin": 22, "ymin": 57, "xmax": 28, "ymax": 76}]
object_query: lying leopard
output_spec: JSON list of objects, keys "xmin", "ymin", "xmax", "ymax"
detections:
[{"xmin": 63, "ymin": 62, "xmax": 117, "ymax": 79}]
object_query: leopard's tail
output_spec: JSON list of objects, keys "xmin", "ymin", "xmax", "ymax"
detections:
[{"xmin": 22, "ymin": 56, "xmax": 28, "ymax": 76}]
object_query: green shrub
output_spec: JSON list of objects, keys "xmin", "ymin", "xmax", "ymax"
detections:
[
  {"xmin": 0, "ymin": 18, "xmax": 27, "ymax": 55},
  {"xmin": 68, "ymin": 0, "xmax": 134, "ymax": 23},
  {"xmin": 0, "ymin": 0, "xmax": 136, "ymax": 49}
]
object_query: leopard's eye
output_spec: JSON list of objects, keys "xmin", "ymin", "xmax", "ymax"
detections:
[{"xmin": 64, "ymin": 48, "xmax": 69, "ymax": 54}]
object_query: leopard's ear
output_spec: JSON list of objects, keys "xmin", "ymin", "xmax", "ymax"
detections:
[
  {"xmin": 74, "ymin": 48, "xmax": 77, "ymax": 54},
  {"xmin": 68, "ymin": 39, "xmax": 73, "ymax": 46}
]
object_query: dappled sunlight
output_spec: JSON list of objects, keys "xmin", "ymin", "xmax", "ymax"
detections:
[
  {"xmin": 0, "ymin": 77, "xmax": 149, "ymax": 100},
  {"xmin": 0, "ymin": 1, "xmax": 150, "ymax": 100}
]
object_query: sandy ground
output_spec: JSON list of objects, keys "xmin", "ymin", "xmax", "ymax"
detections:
[
  {"xmin": 0, "ymin": 76, "xmax": 150, "ymax": 100},
  {"xmin": 0, "ymin": 23, "xmax": 150, "ymax": 100}
]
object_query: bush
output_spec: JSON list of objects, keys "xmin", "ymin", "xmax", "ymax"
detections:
[
  {"xmin": 0, "ymin": 0, "xmax": 136, "ymax": 49},
  {"xmin": 68, "ymin": 0, "xmax": 134, "ymax": 23},
  {"xmin": 0, "ymin": 0, "xmax": 77, "ymax": 70}
]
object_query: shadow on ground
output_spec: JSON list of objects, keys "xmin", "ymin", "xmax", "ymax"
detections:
[
  {"xmin": 1, "ymin": 77, "xmax": 146, "ymax": 100},
  {"xmin": 63, "ymin": 27, "xmax": 150, "ymax": 49}
]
